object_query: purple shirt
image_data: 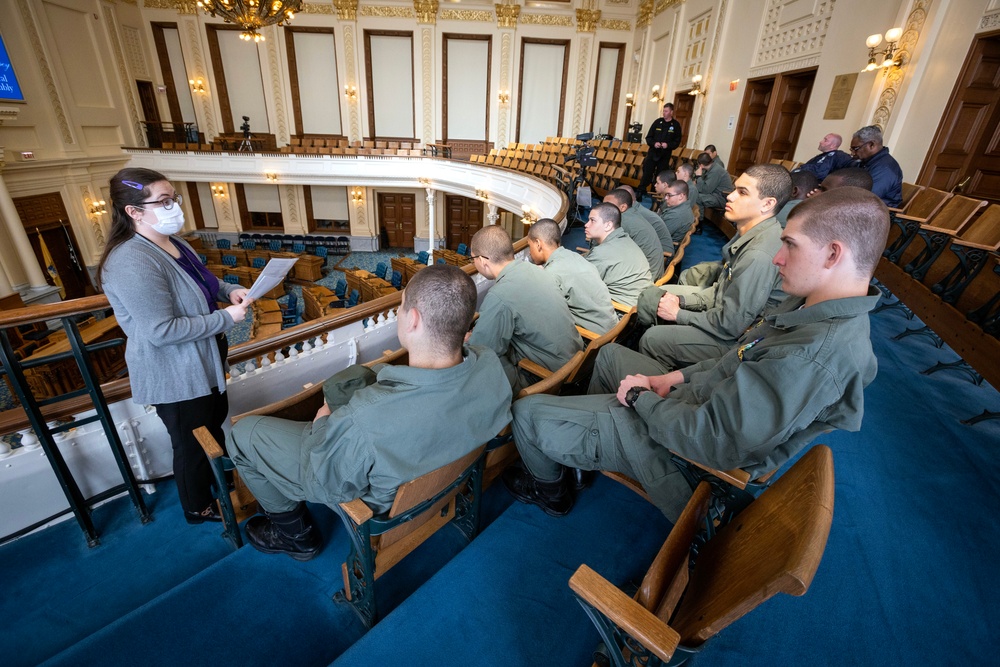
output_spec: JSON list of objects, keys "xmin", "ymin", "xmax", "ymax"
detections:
[{"xmin": 171, "ymin": 239, "xmax": 220, "ymax": 313}]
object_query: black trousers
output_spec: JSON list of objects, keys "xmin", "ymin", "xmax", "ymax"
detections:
[
  {"xmin": 637, "ymin": 150, "xmax": 676, "ymax": 196},
  {"xmin": 154, "ymin": 388, "xmax": 229, "ymax": 514}
]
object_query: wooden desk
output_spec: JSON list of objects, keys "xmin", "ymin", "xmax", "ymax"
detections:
[{"xmin": 23, "ymin": 316, "xmax": 126, "ymax": 401}]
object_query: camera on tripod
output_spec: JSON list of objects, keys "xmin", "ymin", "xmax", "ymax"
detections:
[
  {"xmin": 626, "ymin": 122, "xmax": 643, "ymax": 143},
  {"xmin": 565, "ymin": 132, "xmax": 598, "ymax": 168},
  {"xmin": 240, "ymin": 116, "xmax": 251, "ymax": 140}
]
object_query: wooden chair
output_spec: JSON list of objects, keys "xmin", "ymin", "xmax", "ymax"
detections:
[
  {"xmin": 925, "ymin": 204, "xmax": 1000, "ymax": 305},
  {"xmin": 891, "ymin": 182, "xmax": 925, "ymax": 215},
  {"xmin": 883, "ymin": 187, "xmax": 951, "ymax": 263},
  {"xmin": 900, "ymin": 195, "xmax": 988, "ymax": 280},
  {"xmin": 570, "ymin": 445, "xmax": 834, "ymax": 667}
]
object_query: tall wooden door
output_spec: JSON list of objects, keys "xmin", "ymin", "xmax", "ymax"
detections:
[
  {"xmin": 671, "ymin": 92, "xmax": 695, "ymax": 148},
  {"xmin": 377, "ymin": 193, "xmax": 416, "ymax": 248},
  {"xmin": 919, "ymin": 32, "xmax": 1000, "ymax": 204},
  {"xmin": 445, "ymin": 195, "xmax": 484, "ymax": 249},
  {"xmin": 759, "ymin": 70, "xmax": 815, "ymax": 163},
  {"xmin": 136, "ymin": 80, "xmax": 161, "ymax": 148},
  {"xmin": 13, "ymin": 193, "xmax": 93, "ymax": 300},
  {"xmin": 730, "ymin": 78, "xmax": 774, "ymax": 176}
]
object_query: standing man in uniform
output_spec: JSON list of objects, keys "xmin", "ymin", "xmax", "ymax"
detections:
[{"xmin": 637, "ymin": 103, "xmax": 683, "ymax": 201}]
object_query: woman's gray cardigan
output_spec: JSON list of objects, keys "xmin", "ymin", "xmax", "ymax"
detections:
[{"xmin": 101, "ymin": 235, "xmax": 240, "ymax": 405}]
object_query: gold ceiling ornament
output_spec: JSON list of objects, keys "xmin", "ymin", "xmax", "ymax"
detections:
[
  {"xmin": 495, "ymin": 1, "xmax": 521, "ymax": 29},
  {"xmin": 414, "ymin": 0, "xmax": 439, "ymax": 24},
  {"xmin": 195, "ymin": 1, "xmax": 302, "ymax": 42},
  {"xmin": 637, "ymin": 0, "xmax": 653, "ymax": 28},
  {"xmin": 576, "ymin": 8, "xmax": 601, "ymax": 33},
  {"xmin": 332, "ymin": 0, "xmax": 358, "ymax": 20}
]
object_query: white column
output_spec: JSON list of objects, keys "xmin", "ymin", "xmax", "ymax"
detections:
[
  {"xmin": 0, "ymin": 173, "xmax": 49, "ymax": 288},
  {"xmin": 487, "ymin": 203, "xmax": 499, "ymax": 226},
  {"xmin": 425, "ymin": 187, "xmax": 436, "ymax": 263}
]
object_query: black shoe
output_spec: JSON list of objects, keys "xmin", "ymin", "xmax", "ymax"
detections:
[
  {"xmin": 502, "ymin": 463, "xmax": 574, "ymax": 517},
  {"xmin": 245, "ymin": 505, "xmax": 321, "ymax": 561},
  {"xmin": 572, "ymin": 468, "xmax": 597, "ymax": 491},
  {"xmin": 184, "ymin": 503, "xmax": 223, "ymax": 525}
]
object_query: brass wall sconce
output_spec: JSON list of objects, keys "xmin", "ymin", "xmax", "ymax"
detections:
[
  {"xmin": 688, "ymin": 74, "xmax": 703, "ymax": 96},
  {"xmin": 88, "ymin": 199, "xmax": 107, "ymax": 217},
  {"xmin": 189, "ymin": 78, "xmax": 207, "ymax": 94},
  {"xmin": 520, "ymin": 204, "xmax": 538, "ymax": 226},
  {"xmin": 498, "ymin": 89, "xmax": 511, "ymax": 106},
  {"xmin": 351, "ymin": 187, "xmax": 364, "ymax": 204},
  {"xmin": 864, "ymin": 27, "xmax": 903, "ymax": 73},
  {"xmin": 649, "ymin": 85, "xmax": 664, "ymax": 105},
  {"xmin": 265, "ymin": 172, "xmax": 278, "ymax": 183},
  {"xmin": 211, "ymin": 184, "xmax": 226, "ymax": 198},
  {"xmin": 344, "ymin": 84, "xmax": 358, "ymax": 101},
  {"xmin": 625, "ymin": 93, "xmax": 634, "ymax": 108},
  {"xmin": 475, "ymin": 188, "xmax": 489, "ymax": 200}
]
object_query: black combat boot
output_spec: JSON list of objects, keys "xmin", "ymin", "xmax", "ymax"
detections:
[
  {"xmin": 502, "ymin": 463, "xmax": 574, "ymax": 517},
  {"xmin": 245, "ymin": 502, "xmax": 322, "ymax": 561},
  {"xmin": 571, "ymin": 468, "xmax": 598, "ymax": 491}
]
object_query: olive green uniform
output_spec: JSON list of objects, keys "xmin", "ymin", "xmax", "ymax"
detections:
[
  {"xmin": 620, "ymin": 207, "xmax": 665, "ymax": 281},
  {"xmin": 695, "ymin": 163, "xmax": 734, "ymax": 210},
  {"xmin": 543, "ymin": 246, "xmax": 618, "ymax": 335},
  {"xmin": 586, "ymin": 227, "xmax": 654, "ymax": 307},
  {"xmin": 775, "ymin": 198, "xmax": 802, "ymax": 228},
  {"xmin": 633, "ymin": 201, "xmax": 675, "ymax": 256},
  {"xmin": 658, "ymin": 201, "xmax": 695, "ymax": 246}
]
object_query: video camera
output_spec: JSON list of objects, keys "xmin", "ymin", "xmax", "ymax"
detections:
[
  {"xmin": 564, "ymin": 132, "xmax": 598, "ymax": 167},
  {"xmin": 626, "ymin": 122, "xmax": 643, "ymax": 144},
  {"xmin": 240, "ymin": 116, "xmax": 251, "ymax": 139}
]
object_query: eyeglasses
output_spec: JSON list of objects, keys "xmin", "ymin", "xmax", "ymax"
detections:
[
  {"xmin": 849, "ymin": 143, "xmax": 868, "ymax": 154},
  {"xmin": 470, "ymin": 254, "xmax": 489, "ymax": 261},
  {"xmin": 665, "ymin": 192, "xmax": 683, "ymax": 198},
  {"xmin": 138, "ymin": 193, "xmax": 183, "ymax": 210}
]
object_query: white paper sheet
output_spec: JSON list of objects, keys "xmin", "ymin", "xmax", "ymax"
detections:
[{"xmin": 246, "ymin": 257, "xmax": 298, "ymax": 300}]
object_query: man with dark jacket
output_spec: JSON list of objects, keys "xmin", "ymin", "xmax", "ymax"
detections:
[{"xmin": 637, "ymin": 103, "xmax": 683, "ymax": 200}]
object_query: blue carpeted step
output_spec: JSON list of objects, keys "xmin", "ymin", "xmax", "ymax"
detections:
[{"xmin": 333, "ymin": 474, "xmax": 673, "ymax": 666}]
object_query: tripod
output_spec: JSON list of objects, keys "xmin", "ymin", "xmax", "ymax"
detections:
[{"xmin": 238, "ymin": 133, "xmax": 253, "ymax": 152}]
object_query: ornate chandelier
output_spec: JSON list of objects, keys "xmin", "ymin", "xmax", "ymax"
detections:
[{"xmin": 196, "ymin": 1, "xmax": 303, "ymax": 43}]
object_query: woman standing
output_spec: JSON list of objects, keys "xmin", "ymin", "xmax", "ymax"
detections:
[{"xmin": 97, "ymin": 167, "xmax": 252, "ymax": 524}]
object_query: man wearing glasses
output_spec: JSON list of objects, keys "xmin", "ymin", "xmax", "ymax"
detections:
[
  {"xmin": 654, "ymin": 178, "xmax": 695, "ymax": 246},
  {"xmin": 850, "ymin": 125, "xmax": 903, "ymax": 208}
]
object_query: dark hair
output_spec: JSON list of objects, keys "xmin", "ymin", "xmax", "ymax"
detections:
[
  {"xmin": 95, "ymin": 167, "xmax": 169, "ymax": 290},
  {"xmin": 663, "ymin": 103, "xmax": 674, "ymax": 110},
  {"xmin": 669, "ymin": 180, "xmax": 689, "ymax": 198},
  {"xmin": 704, "ymin": 144, "xmax": 717, "ymax": 153},
  {"xmin": 402, "ymin": 264, "xmax": 478, "ymax": 354},
  {"xmin": 788, "ymin": 187, "xmax": 890, "ymax": 278},
  {"xmin": 676, "ymin": 163, "xmax": 695, "ymax": 178},
  {"xmin": 823, "ymin": 168, "xmax": 873, "ymax": 191},
  {"xmin": 656, "ymin": 170, "xmax": 676, "ymax": 185},
  {"xmin": 790, "ymin": 170, "xmax": 819, "ymax": 198},
  {"xmin": 470, "ymin": 225, "xmax": 515, "ymax": 262},
  {"xmin": 528, "ymin": 219, "xmax": 562, "ymax": 247},
  {"xmin": 591, "ymin": 202, "xmax": 621, "ymax": 229},
  {"xmin": 744, "ymin": 163, "xmax": 793, "ymax": 212},
  {"xmin": 696, "ymin": 152, "xmax": 713, "ymax": 167},
  {"xmin": 606, "ymin": 188, "xmax": 633, "ymax": 209}
]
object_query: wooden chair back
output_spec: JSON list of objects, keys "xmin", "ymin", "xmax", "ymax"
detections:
[
  {"xmin": 896, "ymin": 187, "xmax": 950, "ymax": 223},
  {"xmin": 954, "ymin": 204, "xmax": 1000, "ymax": 251},
  {"xmin": 922, "ymin": 195, "xmax": 988, "ymax": 235},
  {"xmin": 515, "ymin": 350, "xmax": 586, "ymax": 399},
  {"xmin": 894, "ymin": 182, "xmax": 925, "ymax": 214},
  {"xmin": 569, "ymin": 309, "xmax": 636, "ymax": 385},
  {"xmin": 669, "ymin": 444, "xmax": 834, "ymax": 645}
]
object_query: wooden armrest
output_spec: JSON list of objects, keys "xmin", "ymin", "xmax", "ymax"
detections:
[
  {"xmin": 193, "ymin": 426, "xmax": 224, "ymax": 459},
  {"xmin": 887, "ymin": 206, "xmax": 903, "ymax": 214},
  {"xmin": 569, "ymin": 565, "xmax": 680, "ymax": 664},
  {"xmin": 671, "ymin": 451, "xmax": 751, "ymax": 489},
  {"xmin": 576, "ymin": 325, "xmax": 600, "ymax": 341},
  {"xmin": 518, "ymin": 357, "xmax": 553, "ymax": 379},
  {"xmin": 576, "ymin": 246, "xmax": 590, "ymax": 256},
  {"xmin": 611, "ymin": 301, "xmax": 631, "ymax": 314},
  {"xmin": 894, "ymin": 213, "xmax": 923, "ymax": 223},
  {"xmin": 339, "ymin": 497, "xmax": 374, "ymax": 525}
]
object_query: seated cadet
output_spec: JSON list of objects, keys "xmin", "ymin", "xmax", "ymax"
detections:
[
  {"xmin": 632, "ymin": 164, "xmax": 790, "ymax": 373},
  {"xmin": 228, "ymin": 265, "xmax": 512, "ymax": 560},
  {"xmin": 584, "ymin": 202, "xmax": 654, "ymax": 307},
  {"xmin": 808, "ymin": 167, "xmax": 874, "ymax": 197},
  {"xmin": 604, "ymin": 188, "xmax": 664, "ymax": 281},
  {"xmin": 704, "ymin": 144, "xmax": 725, "ymax": 171},
  {"xmin": 619, "ymin": 183, "xmax": 674, "ymax": 258},
  {"xmin": 775, "ymin": 170, "xmax": 818, "ymax": 228},
  {"xmin": 693, "ymin": 151, "xmax": 735, "ymax": 211},
  {"xmin": 468, "ymin": 225, "xmax": 582, "ymax": 393},
  {"xmin": 503, "ymin": 187, "xmax": 889, "ymax": 519},
  {"xmin": 527, "ymin": 219, "xmax": 617, "ymax": 335},
  {"xmin": 674, "ymin": 163, "xmax": 700, "ymax": 215},
  {"xmin": 656, "ymin": 179, "xmax": 696, "ymax": 245}
]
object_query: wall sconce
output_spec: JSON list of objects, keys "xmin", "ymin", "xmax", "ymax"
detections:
[
  {"xmin": 265, "ymin": 172, "xmax": 278, "ymax": 183},
  {"xmin": 475, "ymin": 188, "xmax": 489, "ymax": 200},
  {"xmin": 351, "ymin": 187, "xmax": 364, "ymax": 204},
  {"xmin": 88, "ymin": 199, "xmax": 107, "ymax": 217},
  {"xmin": 498, "ymin": 89, "xmax": 511, "ymax": 106},
  {"xmin": 211, "ymin": 184, "xmax": 226, "ymax": 198},
  {"xmin": 343, "ymin": 84, "xmax": 358, "ymax": 101},
  {"xmin": 520, "ymin": 204, "xmax": 538, "ymax": 226},
  {"xmin": 625, "ymin": 93, "xmax": 634, "ymax": 108},
  {"xmin": 864, "ymin": 27, "xmax": 903, "ymax": 73},
  {"xmin": 688, "ymin": 74, "xmax": 703, "ymax": 96},
  {"xmin": 189, "ymin": 78, "xmax": 206, "ymax": 94},
  {"xmin": 649, "ymin": 85, "xmax": 664, "ymax": 105}
]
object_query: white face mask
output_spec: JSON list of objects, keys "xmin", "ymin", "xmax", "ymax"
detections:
[{"xmin": 145, "ymin": 204, "xmax": 185, "ymax": 235}]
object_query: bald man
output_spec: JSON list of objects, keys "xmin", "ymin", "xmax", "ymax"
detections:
[{"xmin": 794, "ymin": 133, "xmax": 853, "ymax": 181}]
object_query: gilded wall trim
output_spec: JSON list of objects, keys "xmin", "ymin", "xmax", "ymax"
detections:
[
  {"xmin": 654, "ymin": 0, "xmax": 683, "ymax": 17},
  {"xmin": 16, "ymin": 0, "xmax": 74, "ymax": 144},
  {"xmin": 572, "ymin": 36, "xmax": 592, "ymax": 134},
  {"xmin": 441, "ymin": 9, "xmax": 494, "ymax": 22},
  {"xmin": 414, "ymin": 0, "xmax": 439, "ymax": 25},
  {"xmin": 183, "ymin": 18, "xmax": 217, "ymax": 139},
  {"xmin": 302, "ymin": 2, "xmax": 338, "ymax": 16},
  {"xmin": 520, "ymin": 14, "xmax": 574, "ymax": 27},
  {"xmin": 694, "ymin": 0, "xmax": 727, "ymax": 147},
  {"xmin": 343, "ymin": 24, "xmax": 361, "ymax": 141},
  {"xmin": 576, "ymin": 9, "xmax": 601, "ymax": 33},
  {"xmin": 637, "ymin": 0, "xmax": 653, "ymax": 28},
  {"xmin": 104, "ymin": 4, "xmax": 146, "ymax": 147},
  {"xmin": 495, "ymin": 3, "xmax": 520, "ymax": 29},
  {"xmin": 873, "ymin": 0, "xmax": 930, "ymax": 129},
  {"xmin": 599, "ymin": 19, "xmax": 632, "ymax": 31},
  {"xmin": 421, "ymin": 27, "xmax": 434, "ymax": 144},
  {"xmin": 497, "ymin": 32, "xmax": 512, "ymax": 148},
  {"xmin": 361, "ymin": 6, "xmax": 416, "ymax": 19}
]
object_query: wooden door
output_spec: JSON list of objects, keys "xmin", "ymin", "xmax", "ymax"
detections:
[
  {"xmin": 377, "ymin": 193, "xmax": 416, "ymax": 248},
  {"xmin": 919, "ymin": 32, "xmax": 1000, "ymax": 204},
  {"xmin": 136, "ymin": 80, "xmax": 162, "ymax": 148},
  {"xmin": 729, "ymin": 78, "xmax": 774, "ymax": 176},
  {"xmin": 445, "ymin": 195, "xmax": 484, "ymax": 249},
  {"xmin": 671, "ymin": 92, "xmax": 695, "ymax": 147},
  {"xmin": 13, "ymin": 193, "xmax": 93, "ymax": 299},
  {"xmin": 759, "ymin": 70, "xmax": 815, "ymax": 163}
]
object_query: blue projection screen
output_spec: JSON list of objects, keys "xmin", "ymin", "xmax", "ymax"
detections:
[{"xmin": 0, "ymin": 33, "xmax": 25, "ymax": 103}]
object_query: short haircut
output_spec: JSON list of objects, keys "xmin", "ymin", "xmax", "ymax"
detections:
[
  {"xmin": 656, "ymin": 170, "xmax": 676, "ymax": 185},
  {"xmin": 591, "ymin": 202, "xmax": 621, "ymax": 228},
  {"xmin": 704, "ymin": 144, "xmax": 717, "ymax": 153},
  {"xmin": 790, "ymin": 170, "xmax": 819, "ymax": 197},
  {"xmin": 618, "ymin": 184, "xmax": 637, "ymax": 200},
  {"xmin": 663, "ymin": 103, "xmax": 674, "ymax": 110},
  {"xmin": 669, "ymin": 180, "xmax": 689, "ymax": 197},
  {"xmin": 470, "ymin": 225, "xmax": 515, "ymax": 262},
  {"xmin": 826, "ymin": 133, "xmax": 843, "ymax": 149},
  {"xmin": 528, "ymin": 218, "xmax": 561, "ymax": 247},
  {"xmin": 825, "ymin": 168, "xmax": 873, "ymax": 191},
  {"xmin": 788, "ymin": 186, "xmax": 890, "ymax": 278},
  {"xmin": 854, "ymin": 125, "xmax": 883, "ymax": 145},
  {"xmin": 676, "ymin": 163, "xmax": 695, "ymax": 178},
  {"xmin": 605, "ymin": 188, "xmax": 633, "ymax": 208},
  {"xmin": 696, "ymin": 152, "xmax": 713, "ymax": 167},
  {"xmin": 402, "ymin": 264, "xmax": 478, "ymax": 353},
  {"xmin": 744, "ymin": 163, "xmax": 793, "ymax": 211}
]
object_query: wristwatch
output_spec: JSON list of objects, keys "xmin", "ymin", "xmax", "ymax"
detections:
[{"xmin": 624, "ymin": 386, "xmax": 650, "ymax": 408}]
